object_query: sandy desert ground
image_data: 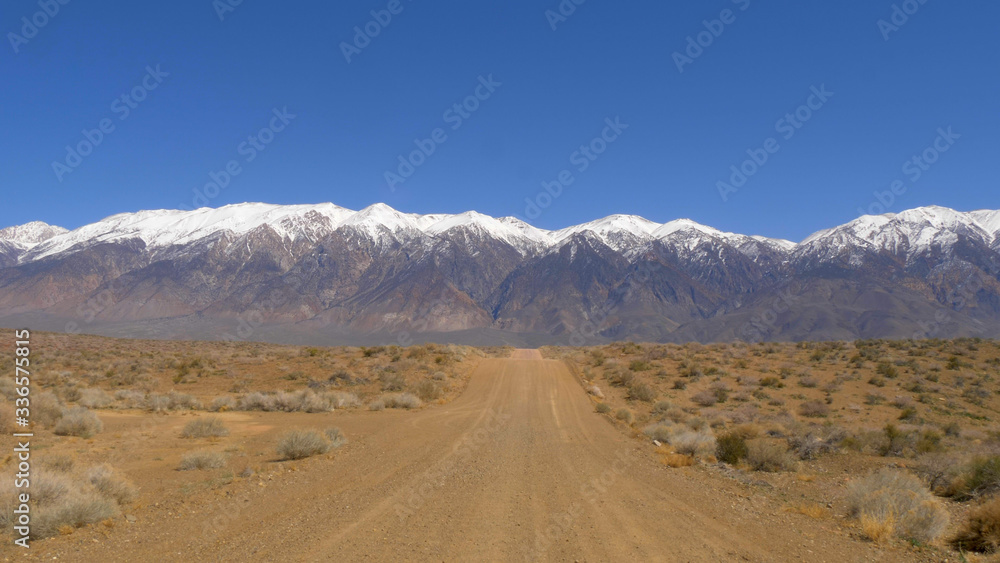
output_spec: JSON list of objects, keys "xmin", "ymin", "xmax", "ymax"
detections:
[{"xmin": 4, "ymin": 333, "xmax": 1000, "ymax": 561}]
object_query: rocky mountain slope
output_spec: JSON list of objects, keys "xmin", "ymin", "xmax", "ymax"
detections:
[{"xmin": 2, "ymin": 203, "xmax": 999, "ymax": 345}]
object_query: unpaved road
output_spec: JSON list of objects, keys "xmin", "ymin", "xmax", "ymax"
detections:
[{"xmin": 23, "ymin": 350, "xmax": 903, "ymax": 562}]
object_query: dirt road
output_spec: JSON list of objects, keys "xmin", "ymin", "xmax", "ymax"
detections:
[{"xmin": 25, "ymin": 350, "xmax": 900, "ymax": 562}]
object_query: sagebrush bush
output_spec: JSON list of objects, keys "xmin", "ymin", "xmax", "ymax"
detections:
[
  {"xmin": 643, "ymin": 422, "xmax": 715, "ymax": 458},
  {"xmin": 86, "ymin": 464, "xmax": 138, "ymax": 505},
  {"xmin": 78, "ymin": 388, "xmax": 112, "ymax": 409},
  {"xmin": 324, "ymin": 427, "xmax": 347, "ymax": 448},
  {"xmin": 745, "ymin": 439, "xmax": 797, "ymax": 472},
  {"xmin": 380, "ymin": 393, "xmax": 422, "ymax": 409},
  {"xmin": 414, "ymin": 380, "xmax": 442, "ymax": 402},
  {"xmin": 798, "ymin": 401, "xmax": 829, "ymax": 418},
  {"xmin": 952, "ymin": 496, "xmax": 1000, "ymax": 553},
  {"xmin": 179, "ymin": 451, "xmax": 227, "ymax": 471},
  {"xmin": 276, "ymin": 430, "xmax": 330, "ymax": 460},
  {"xmin": 181, "ymin": 417, "xmax": 230, "ymax": 439},
  {"xmin": 587, "ymin": 385, "xmax": 604, "ymax": 399},
  {"xmin": 615, "ymin": 408, "xmax": 634, "ymax": 425},
  {"xmin": 627, "ymin": 382, "xmax": 656, "ymax": 402},
  {"xmin": 325, "ymin": 391, "xmax": 361, "ymax": 408},
  {"xmin": 53, "ymin": 406, "xmax": 103, "ymax": 438},
  {"xmin": 847, "ymin": 469, "xmax": 949, "ymax": 544},
  {"xmin": 716, "ymin": 432, "xmax": 749, "ymax": 465},
  {"xmin": 0, "ymin": 468, "xmax": 121, "ymax": 539},
  {"xmin": 595, "ymin": 402, "xmax": 611, "ymax": 414},
  {"xmin": 691, "ymin": 391, "xmax": 717, "ymax": 407},
  {"xmin": 209, "ymin": 396, "xmax": 236, "ymax": 412},
  {"xmin": 671, "ymin": 429, "xmax": 716, "ymax": 457},
  {"xmin": 955, "ymin": 456, "xmax": 1000, "ymax": 500},
  {"xmin": 33, "ymin": 391, "xmax": 64, "ymax": 428},
  {"xmin": 239, "ymin": 391, "xmax": 275, "ymax": 411},
  {"xmin": 642, "ymin": 423, "xmax": 673, "ymax": 443},
  {"xmin": 114, "ymin": 390, "xmax": 147, "ymax": 409}
]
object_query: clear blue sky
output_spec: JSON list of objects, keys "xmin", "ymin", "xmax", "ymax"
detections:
[{"xmin": 2, "ymin": 0, "xmax": 998, "ymax": 242}]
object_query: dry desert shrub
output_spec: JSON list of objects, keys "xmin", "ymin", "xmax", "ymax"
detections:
[
  {"xmin": 209, "ymin": 395, "xmax": 236, "ymax": 412},
  {"xmin": 380, "ymin": 393, "xmax": 422, "ymax": 409},
  {"xmin": 238, "ymin": 391, "xmax": 275, "ymax": 411},
  {"xmin": 595, "ymin": 402, "xmax": 611, "ymax": 414},
  {"xmin": 691, "ymin": 390, "xmax": 717, "ymax": 407},
  {"xmin": 113, "ymin": 390, "xmax": 147, "ymax": 409},
  {"xmin": 78, "ymin": 388, "xmax": 112, "ymax": 409},
  {"xmin": 671, "ymin": 429, "xmax": 716, "ymax": 457},
  {"xmin": 324, "ymin": 427, "xmax": 347, "ymax": 448},
  {"xmin": 627, "ymin": 382, "xmax": 656, "ymax": 402},
  {"xmin": 0, "ymin": 468, "xmax": 126, "ymax": 539},
  {"xmin": 952, "ymin": 496, "xmax": 1000, "ymax": 553},
  {"xmin": 615, "ymin": 408, "xmax": 635, "ymax": 425},
  {"xmin": 179, "ymin": 451, "xmax": 227, "ymax": 471},
  {"xmin": 745, "ymin": 439, "xmax": 798, "ymax": 472},
  {"xmin": 414, "ymin": 380, "xmax": 442, "ymax": 402},
  {"xmin": 643, "ymin": 422, "xmax": 715, "ymax": 458},
  {"xmin": 299, "ymin": 390, "xmax": 334, "ymax": 413},
  {"xmin": 325, "ymin": 391, "xmax": 361, "ymax": 408},
  {"xmin": 659, "ymin": 452, "xmax": 696, "ymax": 468},
  {"xmin": 53, "ymin": 406, "xmax": 103, "ymax": 438},
  {"xmin": 146, "ymin": 393, "xmax": 172, "ymax": 413},
  {"xmin": 181, "ymin": 417, "xmax": 230, "ymax": 439},
  {"xmin": 33, "ymin": 391, "xmax": 64, "ymax": 428},
  {"xmin": 847, "ymin": 469, "xmax": 949, "ymax": 544},
  {"xmin": 798, "ymin": 401, "xmax": 829, "ymax": 418},
  {"xmin": 587, "ymin": 385, "xmax": 604, "ymax": 399},
  {"xmin": 716, "ymin": 431, "xmax": 749, "ymax": 465},
  {"xmin": 167, "ymin": 391, "xmax": 200, "ymax": 410},
  {"xmin": 86, "ymin": 464, "xmax": 138, "ymax": 505},
  {"xmin": 368, "ymin": 399, "xmax": 386, "ymax": 411},
  {"xmin": 277, "ymin": 430, "xmax": 331, "ymax": 460},
  {"xmin": 42, "ymin": 455, "xmax": 75, "ymax": 473}
]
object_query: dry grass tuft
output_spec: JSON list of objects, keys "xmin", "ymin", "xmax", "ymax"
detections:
[
  {"xmin": 659, "ymin": 452, "xmax": 695, "ymax": 468},
  {"xmin": 178, "ymin": 451, "xmax": 227, "ymax": 471},
  {"xmin": 86, "ymin": 464, "xmax": 138, "ymax": 505},
  {"xmin": 276, "ymin": 430, "xmax": 331, "ymax": 460},
  {"xmin": 53, "ymin": 406, "xmax": 103, "ymax": 438},
  {"xmin": 181, "ymin": 417, "xmax": 230, "ymax": 439},
  {"xmin": 745, "ymin": 439, "xmax": 797, "ymax": 472},
  {"xmin": 952, "ymin": 496, "xmax": 1000, "ymax": 553},
  {"xmin": 847, "ymin": 469, "xmax": 949, "ymax": 544}
]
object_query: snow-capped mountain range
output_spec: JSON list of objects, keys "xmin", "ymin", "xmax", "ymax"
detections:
[{"xmin": 1, "ymin": 203, "xmax": 999, "ymax": 345}]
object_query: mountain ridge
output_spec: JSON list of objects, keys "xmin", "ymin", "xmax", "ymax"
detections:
[{"xmin": 2, "ymin": 202, "xmax": 999, "ymax": 345}]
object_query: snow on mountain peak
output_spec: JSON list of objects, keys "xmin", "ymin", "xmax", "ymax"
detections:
[
  {"xmin": 0, "ymin": 221, "xmax": 68, "ymax": 246},
  {"xmin": 11, "ymin": 202, "xmax": 1000, "ymax": 265}
]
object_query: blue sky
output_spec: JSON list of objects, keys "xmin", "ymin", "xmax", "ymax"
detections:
[{"xmin": 1, "ymin": 0, "xmax": 997, "ymax": 242}]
